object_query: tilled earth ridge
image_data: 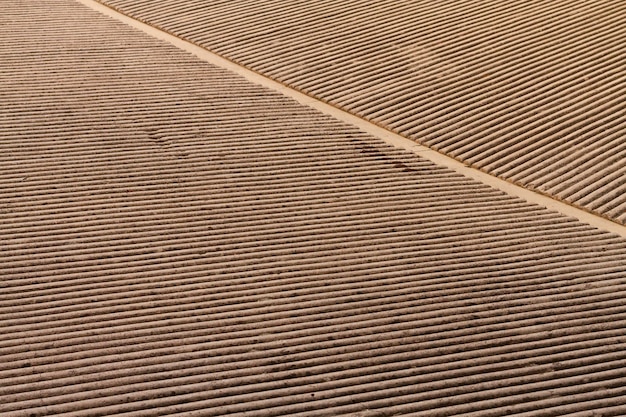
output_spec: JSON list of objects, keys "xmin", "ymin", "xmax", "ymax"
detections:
[
  {"xmin": 97, "ymin": 0, "xmax": 626, "ymax": 224},
  {"xmin": 2, "ymin": 0, "xmax": 626, "ymax": 416}
]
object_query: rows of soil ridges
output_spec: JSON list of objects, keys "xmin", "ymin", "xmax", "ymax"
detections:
[
  {"xmin": 2, "ymin": 0, "xmax": 626, "ymax": 416},
  {"xmin": 99, "ymin": 0, "xmax": 626, "ymax": 224}
]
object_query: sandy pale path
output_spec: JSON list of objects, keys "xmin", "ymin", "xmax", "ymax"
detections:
[{"xmin": 98, "ymin": 0, "xmax": 626, "ymax": 224}]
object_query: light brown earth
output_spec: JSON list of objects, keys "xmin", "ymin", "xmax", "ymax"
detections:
[{"xmin": 2, "ymin": 1, "xmax": 626, "ymax": 416}]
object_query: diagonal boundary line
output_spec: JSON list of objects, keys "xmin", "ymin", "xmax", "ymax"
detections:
[{"xmin": 76, "ymin": 0, "xmax": 626, "ymax": 239}]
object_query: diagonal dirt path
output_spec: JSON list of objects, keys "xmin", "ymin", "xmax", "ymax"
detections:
[{"xmin": 93, "ymin": 0, "xmax": 626, "ymax": 225}]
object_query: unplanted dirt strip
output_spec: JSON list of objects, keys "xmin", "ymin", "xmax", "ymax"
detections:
[
  {"xmin": 96, "ymin": 0, "xmax": 626, "ymax": 225},
  {"xmin": 2, "ymin": 1, "xmax": 626, "ymax": 416}
]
